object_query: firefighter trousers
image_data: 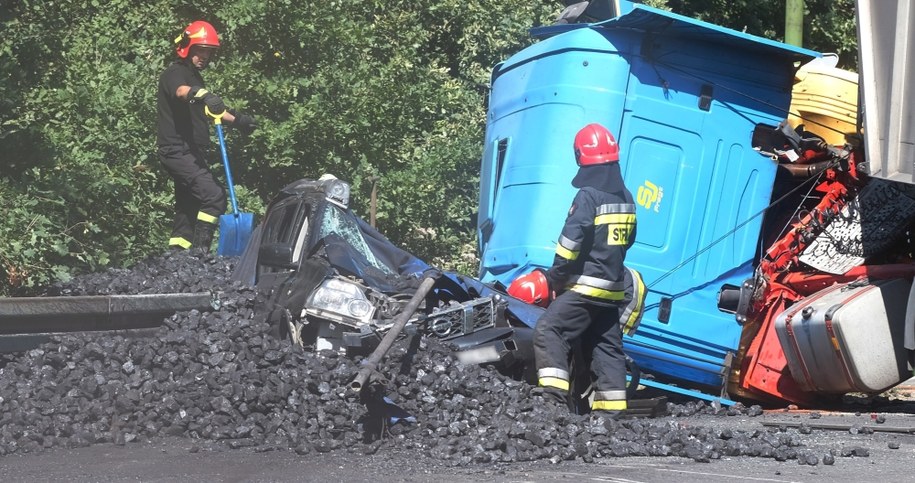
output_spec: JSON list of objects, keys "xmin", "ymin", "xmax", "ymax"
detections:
[
  {"xmin": 158, "ymin": 145, "xmax": 227, "ymax": 249},
  {"xmin": 533, "ymin": 291, "xmax": 626, "ymax": 395}
]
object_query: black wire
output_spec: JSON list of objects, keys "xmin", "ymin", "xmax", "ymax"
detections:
[
  {"xmin": 647, "ymin": 156, "xmax": 843, "ymax": 290},
  {"xmin": 757, "ymin": 173, "xmax": 826, "ymax": 275},
  {"xmin": 630, "ymin": 50, "xmax": 852, "ymax": 290}
]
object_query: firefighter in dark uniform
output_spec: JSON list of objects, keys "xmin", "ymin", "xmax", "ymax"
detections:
[
  {"xmin": 157, "ymin": 20, "xmax": 257, "ymax": 252},
  {"xmin": 512, "ymin": 123, "xmax": 640, "ymax": 416}
]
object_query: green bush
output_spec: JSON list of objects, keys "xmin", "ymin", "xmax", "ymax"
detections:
[
  {"xmin": 0, "ymin": 0, "xmax": 554, "ymax": 294},
  {"xmin": 0, "ymin": 1, "xmax": 858, "ymax": 295}
]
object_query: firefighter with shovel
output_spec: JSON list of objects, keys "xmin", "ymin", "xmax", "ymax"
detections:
[{"xmin": 156, "ymin": 20, "xmax": 257, "ymax": 253}]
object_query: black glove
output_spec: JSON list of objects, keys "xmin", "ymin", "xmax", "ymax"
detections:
[
  {"xmin": 233, "ymin": 113, "xmax": 257, "ymax": 134},
  {"xmin": 188, "ymin": 86, "xmax": 225, "ymax": 116}
]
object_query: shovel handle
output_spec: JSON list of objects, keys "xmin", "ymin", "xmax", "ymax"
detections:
[{"xmin": 212, "ymin": 117, "xmax": 240, "ymax": 216}]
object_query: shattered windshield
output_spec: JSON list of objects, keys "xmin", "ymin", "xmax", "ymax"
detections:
[{"xmin": 318, "ymin": 203, "xmax": 394, "ymax": 275}]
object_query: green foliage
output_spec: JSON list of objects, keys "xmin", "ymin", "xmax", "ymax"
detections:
[
  {"xmin": 806, "ymin": 0, "xmax": 858, "ymax": 69},
  {"xmin": 0, "ymin": 0, "xmax": 555, "ymax": 294},
  {"xmin": 663, "ymin": 0, "xmax": 858, "ymax": 69},
  {"xmin": 664, "ymin": 0, "xmax": 782, "ymax": 38},
  {"xmin": 0, "ymin": 1, "xmax": 861, "ymax": 295},
  {"xmin": 1, "ymin": 0, "xmax": 178, "ymax": 294},
  {"xmin": 211, "ymin": 0, "xmax": 556, "ymax": 268}
]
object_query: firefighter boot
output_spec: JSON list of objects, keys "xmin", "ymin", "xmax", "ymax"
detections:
[
  {"xmin": 532, "ymin": 386, "xmax": 570, "ymax": 413},
  {"xmin": 191, "ymin": 220, "xmax": 218, "ymax": 254},
  {"xmin": 591, "ymin": 409, "xmax": 627, "ymax": 420}
]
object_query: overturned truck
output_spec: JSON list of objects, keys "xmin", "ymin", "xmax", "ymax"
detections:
[{"xmin": 476, "ymin": 0, "xmax": 915, "ymax": 406}]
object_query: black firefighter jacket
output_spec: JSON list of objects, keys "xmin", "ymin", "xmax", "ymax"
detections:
[{"xmin": 546, "ymin": 186, "xmax": 637, "ymax": 306}]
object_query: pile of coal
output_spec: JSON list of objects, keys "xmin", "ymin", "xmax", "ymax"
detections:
[
  {"xmin": 42, "ymin": 250, "xmax": 237, "ymax": 296},
  {"xmin": 0, "ymin": 252, "xmax": 857, "ymax": 466}
]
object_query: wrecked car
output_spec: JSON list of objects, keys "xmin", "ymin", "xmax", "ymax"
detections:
[{"xmin": 231, "ymin": 177, "xmax": 546, "ymax": 383}]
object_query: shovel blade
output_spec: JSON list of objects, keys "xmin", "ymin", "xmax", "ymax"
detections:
[{"xmin": 217, "ymin": 212, "xmax": 254, "ymax": 257}]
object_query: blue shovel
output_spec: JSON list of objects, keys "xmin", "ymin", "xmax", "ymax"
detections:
[{"xmin": 208, "ymin": 107, "xmax": 254, "ymax": 256}]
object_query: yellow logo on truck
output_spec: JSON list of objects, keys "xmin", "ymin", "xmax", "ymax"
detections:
[{"xmin": 637, "ymin": 180, "xmax": 663, "ymax": 213}]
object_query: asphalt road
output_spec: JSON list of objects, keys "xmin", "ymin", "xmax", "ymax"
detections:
[{"xmin": 2, "ymin": 405, "xmax": 913, "ymax": 483}]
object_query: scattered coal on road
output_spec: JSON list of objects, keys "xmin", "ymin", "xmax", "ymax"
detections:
[{"xmin": 0, "ymin": 251, "xmax": 899, "ymax": 468}]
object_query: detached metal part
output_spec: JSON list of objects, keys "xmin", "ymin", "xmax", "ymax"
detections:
[
  {"xmin": 0, "ymin": 293, "xmax": 218, "ymax": 335},
  {"xmin": 455, "ymin": 338, "xmax": 519, "ymax": 366},
  {"xmin": 763, "ymin": 420, "xmax": 915, "ymax": 434},
  {"xmin": 452, "ymin": 327, "xmax": 536, "ymax": 382},
  {"xmin": 351, "ymin": 277, "xmax": 436, "ymax": 392}
]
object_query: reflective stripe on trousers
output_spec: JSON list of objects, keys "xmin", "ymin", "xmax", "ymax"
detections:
[
  {"xmin": 592, "ymin": 389, "xmax": 627, "ymax": 411},
  {"xmin": 537, "ymin": 367, "xmax": 570, "ymax": 391}
]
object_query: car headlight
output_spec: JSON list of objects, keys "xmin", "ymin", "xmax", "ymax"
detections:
[
  {"xmin": 323, "ymin": 179, "xmax": 350, "ymax": 208},
  {"xmin": 304, "ymin": 278, "xmax": 375, "ymax": 327}
]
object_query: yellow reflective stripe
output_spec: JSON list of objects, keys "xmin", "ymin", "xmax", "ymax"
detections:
[
  {"xmin": 197, "ymin": 211, "xmax": 219, "ymax": 224},
  {"xmin": 169, "ymin": 237, "xmax": 192, "ymax": 249},
  {"xmin": 570, "ymin": 285, "xmax": 626, "ymax": 300},
  {"xmin": 192, "ymin": 88, "xmax": 209, "ymax": 99},
  {"xmin": 555, "ymin": 243, "xmax": 579, "ymax": 261},
  {"xmin": 594, "ymin": 390, "xmax": 627, "ymax": 400},
  {"xmin": 538, "ymin": 377, "xmax": 570, "ymax": 391},
  {"xmin": 623, "ymin": 270, "xmax": 646, "ymax": 334},
  {"xmin": 623, "ymin": 301, "xmax": 643, "ymax": 334},
  {"xmin": 558, "ymin": 234, "xmax": 582, "ymax": 252},
  {"xmin": 592, "ymin": 399, "xmax": 628, "ymax": 411},
  {"xmin": 595, "ymin": 213, "xmax": 636, "ymax": 225},
  {"xmin": 188, "ymin": 26, "xmax": 208, "ymax": 39},
  {"xmin": 570, "ymin": 274, "xmax": 625, "ymax": 291}
]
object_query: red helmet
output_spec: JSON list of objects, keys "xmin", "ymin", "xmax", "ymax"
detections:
[
  {"xmin": 174, "ymin": 21, "xmax": 220, "ymax": 59},
  {"xmin": 574, "ymin": 123, "xmax": 619, "ymax": 166},
  {"xmin": 508, "ymin": 269, "xmax": 552, "ymax": 308}
]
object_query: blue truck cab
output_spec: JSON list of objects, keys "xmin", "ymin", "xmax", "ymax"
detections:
[{"xmin": 478, "ymin": 4, "xmax": 818, "ymax": 396}]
